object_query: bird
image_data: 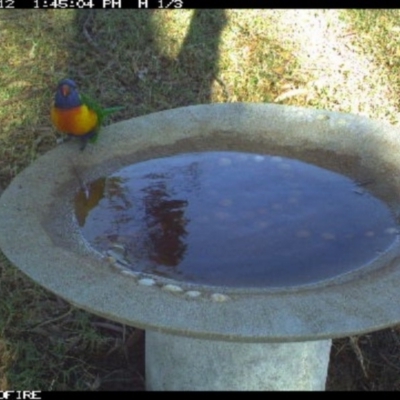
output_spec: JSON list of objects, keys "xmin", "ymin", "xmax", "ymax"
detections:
[{"xmin": 51, "ymin": 78, "xmax": 124, "ymax": 150}]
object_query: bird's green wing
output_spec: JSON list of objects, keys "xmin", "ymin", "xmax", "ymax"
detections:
[{"xmin": 80, "ymin": 92, "xmax": 124, "ymax": 143}]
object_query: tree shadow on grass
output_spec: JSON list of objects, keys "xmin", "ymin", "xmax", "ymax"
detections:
[{"xmin": 70, "ymin": 10, "xmax": 227, "ymax": 119}]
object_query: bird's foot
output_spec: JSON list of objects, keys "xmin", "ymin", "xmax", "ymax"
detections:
[
  {"xmin": 56, "ymin": 136, "xmax": 72, "ymax": 145},
  {"xmin": 80, "ymin": 138, "xmax": 88, "ymax": 151}
]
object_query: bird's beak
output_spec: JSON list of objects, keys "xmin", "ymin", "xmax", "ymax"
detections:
[{"xmin": 61, "ymin": 84, "xmax": 70, "ymax": 97}]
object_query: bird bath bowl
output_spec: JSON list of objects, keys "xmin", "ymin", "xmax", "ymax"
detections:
[{"xmin": 2, "ymin": 103, "xmax": 400, "ymax": 390}]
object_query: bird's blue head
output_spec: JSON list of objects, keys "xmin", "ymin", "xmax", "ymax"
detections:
[{"xmin": 54, "ymin": 78, "xmax": 82, "ymax": 109}]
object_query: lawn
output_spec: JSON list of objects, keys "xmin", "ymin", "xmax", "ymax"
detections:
[{"xmin": 1, "ymin": 9, "xmax": 400, "ymax": 390}]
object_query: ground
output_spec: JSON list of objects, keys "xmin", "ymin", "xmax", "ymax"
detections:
[{"xmin": 1, "ymin": 9, "xmax": 400, "ymax": 390}]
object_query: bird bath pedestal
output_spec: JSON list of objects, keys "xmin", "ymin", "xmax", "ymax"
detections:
[{"xmin": 1, "ymin": 103, "xmax": 400, "ymax": 390}]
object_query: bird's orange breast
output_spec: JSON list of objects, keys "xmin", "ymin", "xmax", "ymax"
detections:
[{"xmin": 51, "ymin": 104, "xmax": 98, "ymax": 137}]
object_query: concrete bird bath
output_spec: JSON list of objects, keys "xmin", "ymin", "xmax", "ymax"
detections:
[{"xmin": 1, "ymin": 103, "xmax": 400, "ymax": 390}]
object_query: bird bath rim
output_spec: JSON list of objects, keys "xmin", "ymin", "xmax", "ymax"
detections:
[{"xmin": 1, "ymin": 102, "xmax": 400, "ymax": 342}]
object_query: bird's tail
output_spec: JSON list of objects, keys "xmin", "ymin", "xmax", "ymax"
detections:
[
  {"xmin": 97, "ymin": 106, "xmax": 124, "ymax": 128},
  {"xmin": 81, "ymin": 93, "xmax": 124, "ymax": 124},
  {"xmin": 102, "ymin": 106, "xmax": 125, "ymax": 119},
  {"xmin": 88, "ymin": 106, "xmax": 125, "ymax": 144}
]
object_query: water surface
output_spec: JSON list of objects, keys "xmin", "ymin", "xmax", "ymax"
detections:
[{"xmin": 75, "ymin": 151, "xmax": 398, "ymax": 287}]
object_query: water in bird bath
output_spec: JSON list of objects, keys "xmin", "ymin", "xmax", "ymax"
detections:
[{"xmin": 75, "ymin": 151, "xmax": 398, "ymax": 288}]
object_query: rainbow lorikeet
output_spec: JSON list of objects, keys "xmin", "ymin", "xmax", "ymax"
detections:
[{"xmin": 51, "ymin": 78, "xmax": 124, "ymax": 151}]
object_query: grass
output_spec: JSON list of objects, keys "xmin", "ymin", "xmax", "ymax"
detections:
[{"xmin": 1, "ymin": 9, "xmax": 400, "ymax": 390}]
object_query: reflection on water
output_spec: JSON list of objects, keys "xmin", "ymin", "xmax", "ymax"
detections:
[
  {"xmin": 141, "ymin": 180, "xmax": 188, "ymax": 266},
  {"xmin": 75, "ymin": 152, "xmax": 399, "ymax": 288}
]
